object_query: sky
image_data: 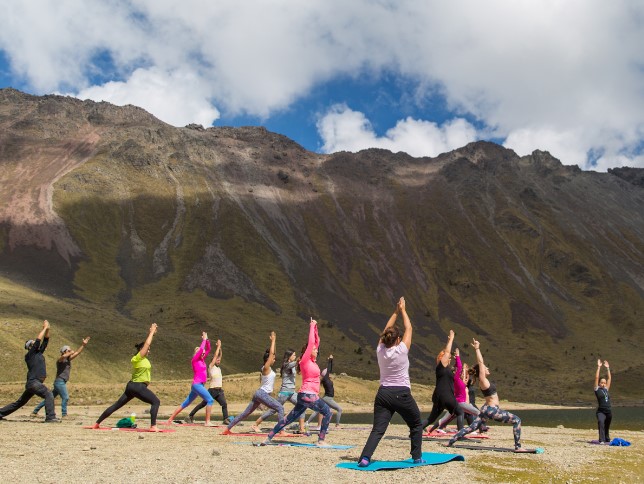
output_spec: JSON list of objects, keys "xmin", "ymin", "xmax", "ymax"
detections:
[{"xmin": 1, "ymin": 1, "xmax": 643, "ymax": 171}]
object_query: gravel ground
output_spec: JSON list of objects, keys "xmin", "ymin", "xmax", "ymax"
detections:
[{"xmin": 1, "ymin": 405, "xmax": 642, "ymax": 483}]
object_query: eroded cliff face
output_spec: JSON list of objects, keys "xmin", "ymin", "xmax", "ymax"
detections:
[{"xmin": 1, "ymin": 88, "xmax": 643, "ymax": 400}]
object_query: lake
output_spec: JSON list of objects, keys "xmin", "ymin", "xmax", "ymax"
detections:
[{"xmin": 339, "ymin": 406, "xmax": 644, "ymax": 430}]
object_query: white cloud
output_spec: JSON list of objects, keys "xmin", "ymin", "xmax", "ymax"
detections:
[
  {"xmin": 0, "ymin": 0, "xmax": 643, "ymax": 169},
  {"xmin": 72, "ymin": 67, "xmax": 220, "ymax": 127},
  {"xmin": 317, "ymin": 104, "xmax": 478, "ymax": 157}
]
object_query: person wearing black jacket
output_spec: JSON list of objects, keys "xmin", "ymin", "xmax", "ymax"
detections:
[{"xmin": 0, "ymin": 320, "xmax": 60, "ymax": 422}]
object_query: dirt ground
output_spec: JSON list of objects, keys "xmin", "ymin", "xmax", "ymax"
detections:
[{"xmin": 1, "ymin": 404, "xmax": 642, "ymax": 483}]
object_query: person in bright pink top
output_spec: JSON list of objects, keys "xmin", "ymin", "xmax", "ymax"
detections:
[
  {"xmin": 166, "ymin": 332, "xmax": 216, "ymax": 426},
  {"xmin": 262, "ymin": 318, "xmax": 332, "ymax": 446}
]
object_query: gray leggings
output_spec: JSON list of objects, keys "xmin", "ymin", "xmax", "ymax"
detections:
[
  {"xmin": 438, "ymin": 402, "xmax": 480, "ymax": 428},
  {"xmin": 227, "ymin": 389, "xmax": 284, "ymax": 430},
  {"xmin": 259, "ymin": 391, "xmax": 300, "ymax": 421},
  {"xmin": 307, "ymin": 395, "xmax": 342, "ymax": 425}
]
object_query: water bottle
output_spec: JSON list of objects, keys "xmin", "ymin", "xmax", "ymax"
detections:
[{"xmin": 130, "ymin": 413, "xmax": 136, "ymax": 424}]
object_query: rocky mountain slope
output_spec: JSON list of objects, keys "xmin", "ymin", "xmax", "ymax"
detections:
[{"xmin": 1, "ymin": 88, "xmax": 642, "ymax": 404}]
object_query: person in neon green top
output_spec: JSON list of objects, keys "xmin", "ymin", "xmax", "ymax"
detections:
[{"xmin": 92, "ymin": 324, "xmax": 161, "ymax": 431}]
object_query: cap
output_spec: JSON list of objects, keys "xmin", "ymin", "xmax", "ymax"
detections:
[
  {"xmin": 60, "ymin": 345, "xmax": 71, "ymax": 354},
  {"xmin": 24, "ymin": 339, "xmax": 35, "ymax": 350}
]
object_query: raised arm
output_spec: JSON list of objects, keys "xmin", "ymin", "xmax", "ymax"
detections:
[
  {"xmin": 604, "ymin": 360, "xmax": 611, "ymax": 390},
  {"xmin": 301, "ymin": 319, "xmax": 319, "ymax": 361},
  {"xmin": 439, "ymin": 330, "xmax": 455, "ymax": 367},
  {"xmin": 472, "ymin": 339, "xmax": 490, "ymax": 388},
  {"xmin": 327, "ymin": 355, "xmax": 333, "ymax": 376},
  {"xmin": 69, "ymin": 337, "xmax": 90, "ymax": 360},
  {"xmin": 36, "ymin": 320, "xmax": 48, "ymax": 342},
  {"xmin": 139, "ymin": 323, "xmax": 157, "ymax": 358},
  {"xmin": 454, "ymin": 347, "xmax": 462, "ymax": 375},
  {"xmin": 193, "ymin": 332, "xmax": 210, "ymax": 363},
  {"xmin": 210, "ymin": 340, "xmax": 222, "ymax": 369},
  {"xmin": 594, "ymin": 359, "xmax": 601, "ymax": 388},
  {"xmin": 262, "ymin": 331, "xmax": 276, "ymax": 375},
  {"xmin": 399, "ymin": 297, "xmax": 413, "ymax": 349},
  {"xmin": 383, "ymin": 300, "xmax": 400, "ymax": 334}
]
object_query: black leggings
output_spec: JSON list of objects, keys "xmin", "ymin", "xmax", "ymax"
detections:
[
  {"xmin": 423, "ymin": 390, "xmax": 464, "ymax": 430},
  {"xmin": 360, "ymin": 386, "xmax": 423, "ymax": 461},
  {"xmin": 189, "ymin": 388, "xmax": 228, "ymax": 420},
  {"xmin": 597, "ymin": 410, "xmax": 612, "ymax": 443},
  {"xmin": 96, "ymin": 381, "xmax": 160, "ymax": 426}
]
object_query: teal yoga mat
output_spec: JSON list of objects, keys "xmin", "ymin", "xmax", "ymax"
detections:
[
  {"xmin": 263, "ymin": 441, "xmax": 354, "ymax": 449},
  {"xmin": 336, "ymin": 452, "xmax": 464, "ymax": 471}
]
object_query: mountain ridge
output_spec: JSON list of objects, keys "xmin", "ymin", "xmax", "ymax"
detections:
[{"xmin": 0, "ymin": 88, "xmax": 642, "ymax": 404}]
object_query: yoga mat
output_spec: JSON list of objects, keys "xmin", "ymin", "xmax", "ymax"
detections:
[
  {"xmin": 223, "ymin": 431, "xmax": 303, "ymax": 437},
  {"xmin": 240, "ymin": 441, "xmax": 354, "ymax": 449},
  {"xmin": 449, "ymin": 444, "xmax": 544, "ymax": 453},
  {"xmin": 424, "ymin": 431, "xmax": 489, "ymax": 439},
  {"xmin": 164, "ymin": 422, "xmax": 227, "ymax": 428},
  {"xmin": 83, "ymin": 426, "xmax": 175, "ymax": 433},
  {"xmin": 336, "ymin": 452, "xmax": 465, "ymax": 471}
]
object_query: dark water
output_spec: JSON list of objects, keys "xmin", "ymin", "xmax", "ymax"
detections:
[{"xmin": 340, "ymin": 407, "xmax": 644, "ymax": 430}]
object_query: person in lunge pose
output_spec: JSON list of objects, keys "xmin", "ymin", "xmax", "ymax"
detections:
[
  {"xmin": 422, "ymin": 330, "xmax": 464, "ymax": 432},
  {"xmin": 261, "ymin": 319, "xmax": 332, "ymax": 446},
  {"xmin": 222, "ymin": 331, "xmax": 285, "ymax": 433},
  {"xmin": 428, "ymin": 348, "xmax": 480, "ymax": 433},
  {"xmin": 306, "ymin": 354, "xmax": 342, "ymax": 429},
  {"xmin": 166, "ymin": 332, "xmax": 216, "ymax": 425},
  {"xmin": 252, "ymin": 348, "xmax": 306, "ymax": 433},
  {"xmin": 447, "ymin": 339, "xmax": 529, "ymax": 451},
  {"xmin": 187, "ymin": 339, "xmax": 230, "ymax": 424},
  {"xmin": 594, "ymin": 359, "xmax": 612, "ymax": 444},
  {"xmin": 92, "ymin": 324, "xmax": 161, "ymax": 431},
  {"xmin": 357, "ymin": 297, "xmax": 424, "ymax": 467},
  {"xmin": 32, "ymin": 336, "xmax": 90, "ymax": 419},
  {"xmin": 0, "ymin": 320, "xmax": 60, "ymax": 423}
]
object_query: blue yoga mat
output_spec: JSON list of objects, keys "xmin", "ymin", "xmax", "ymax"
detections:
[
  {"xmin": 235, "ymin": 441, "xmax": 354, "ymax": 450},
  {"xmin": 336, "ymin": 452, "xmax": 465, "ymax": 471},
  {"xmin": 268, "ymin": 442, "xmax": 354, "ymax": 450}
]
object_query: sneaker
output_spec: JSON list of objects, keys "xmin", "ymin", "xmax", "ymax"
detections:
[
  {"xmin": 184, "ymin": 416, "xmax": 194, "ymax": 424},
  {"xmin": 413, "ymin": 458, "xmax": 427, "ymax": 464},
  {"xmin": 44, "ymin": 418, "xmax": 62, "ymax": 423},
  {"xmin": 30, "ymin": 413, "xmax": 39, "ymax": 419},
  {"xmin": 434, "ymin": 428, "xmax": 447, "ymax": 434},
  {"xmin": 223, "ymin": 417, "xmax": 232, "ymax": 425},
  {"xmin": 357, "ymin": 457, "xmax": 370, "ymax": 467}
]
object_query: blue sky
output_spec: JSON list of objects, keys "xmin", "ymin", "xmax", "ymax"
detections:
[{"xmin": 1, "ymin": 1, "xmax": 643, "ymax": 170}]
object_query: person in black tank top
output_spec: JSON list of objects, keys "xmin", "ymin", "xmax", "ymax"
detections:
[
  {"xmin": 422, "ymin": 330, "xmax": 464, "ymax": 431},
  {"xmin": 594, "ymin": 359, "xmax": 612, "ymax": 443},
  {"xmin": 448, "ymin": 339, "xmax": 529, "ymax": 451}
]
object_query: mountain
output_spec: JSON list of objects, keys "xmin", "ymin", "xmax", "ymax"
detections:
[{"xmin": 1, "ymin": 88, "xmax": 642, "ymax": 404}]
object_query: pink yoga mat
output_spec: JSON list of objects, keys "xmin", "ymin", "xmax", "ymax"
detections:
[{"xmin": 83, "ymin": 426, "xmax": 175, "ymax": 433}]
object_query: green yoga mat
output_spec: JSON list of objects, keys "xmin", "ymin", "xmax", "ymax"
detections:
[{"xmin": 336, "ymin": 452, "xmax": 465, "ymax": 471}]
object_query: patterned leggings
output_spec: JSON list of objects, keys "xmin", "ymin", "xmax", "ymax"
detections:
[{"xmin": 449, "ymin": 404, "xmax": 522, "ymax": 448}]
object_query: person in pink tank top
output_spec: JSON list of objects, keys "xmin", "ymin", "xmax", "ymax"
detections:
[
  {"xmin": 262, "ymin": 318, "xmax": 333, "ymax": 446},
  {"xmin": 166, "ymin": 332, "xmax": 216, "ymax": 426}
]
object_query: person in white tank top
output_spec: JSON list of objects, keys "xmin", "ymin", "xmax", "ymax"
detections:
[{"xmin": 222, "ymin": 332, "xmax": 286, "ymax": 434}]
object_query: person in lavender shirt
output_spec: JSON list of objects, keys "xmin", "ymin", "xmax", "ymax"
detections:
[{"xmin": 357, "ymin": 297, "xmax": 424, "ymax": 467}]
